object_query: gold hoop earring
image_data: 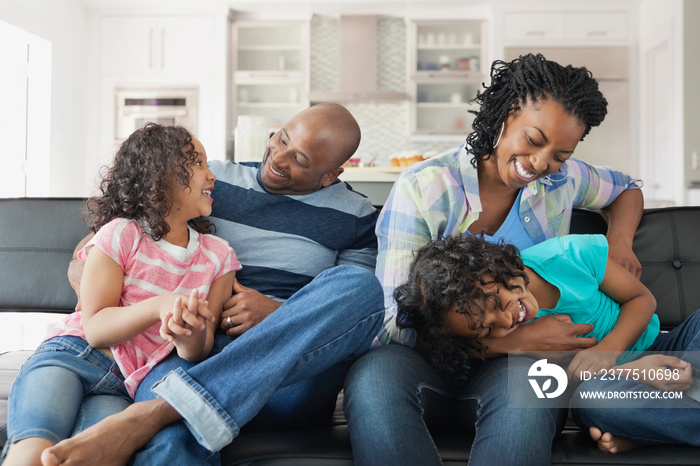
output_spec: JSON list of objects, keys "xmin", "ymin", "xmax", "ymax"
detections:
[{"xmin": 494, "ymin": 123, "xmax": 505, "ymax": 149}]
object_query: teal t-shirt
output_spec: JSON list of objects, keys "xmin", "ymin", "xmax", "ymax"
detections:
[{"xmin": 520, "ymin": 234, "xmax": 660, "ymax": 364}]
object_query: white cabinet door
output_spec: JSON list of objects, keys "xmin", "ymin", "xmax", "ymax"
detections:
[
  {"xmin": 100, "ymin": 15, "xmax": 214, "ymax": 76},
  {"xmin": 504, "ymin": 13, "xmax": 565, "ymax": 42},
  {"xmin": 565, "ymin": 13, "xmax": 628, "ymax": 42},
  {"xmin": 504, "ymin": 11, "xmax": 628, "ymax": 45},
  {"xmin": 159, "ymin": 16, "xmax": 214, "ymax": 76},
  {"xmin": 100, "ymin": 16, "xmax": 157, "ymax": 75}
]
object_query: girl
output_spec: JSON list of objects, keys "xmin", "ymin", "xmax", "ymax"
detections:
[
  {"xmin": 395, "ymin": 234, "xmax": 700, "ymax": 450},
  {"xmin": 1, "ymin": 123, "xmax": 240, "ymax": 466}
]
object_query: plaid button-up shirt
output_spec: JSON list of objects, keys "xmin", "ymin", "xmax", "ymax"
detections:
[{"xmin": 376, "ymin": 144, "xmax": 643, "ymax": 345}]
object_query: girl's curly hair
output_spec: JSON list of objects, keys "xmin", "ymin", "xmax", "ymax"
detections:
[
  {"xmin": 395, "ymin": 235, "xmax": 528, "ymax": 385},
  {"xmin": 84, "ymin": 123, "xmax": 214, "ymax": 240},
  {"xmin": 466, "ymin": 53, "xmax": 608, "ymax": 166}
]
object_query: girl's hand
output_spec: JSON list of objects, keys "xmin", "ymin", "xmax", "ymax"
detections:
[
  {"xmin": 617, "ymin": 355, "xmax": 693, "ymax": 392},
  {"xmin": 159, "ymin": 289, "xmax": 213, "ymax": 342},
  {"xmin": 567, "ymin": 347, "xmax": 620, "ymax": 381}
]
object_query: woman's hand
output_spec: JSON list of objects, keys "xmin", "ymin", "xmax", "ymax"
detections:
[
  {"xmin": 220, "ymin": 279, "xmax": 281, "ymax": 336},
  {"xmin": 478, "ymin": 314, "xmax": 596, "ymax": 361},
  {"xmin": 606, "ymin": 239, "xmax": 642, "ymax": 279}
]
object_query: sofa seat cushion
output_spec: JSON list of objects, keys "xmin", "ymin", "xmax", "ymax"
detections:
[{"xmin": 0, "ymin": 350, "xmax": 32, "ymax": 445}]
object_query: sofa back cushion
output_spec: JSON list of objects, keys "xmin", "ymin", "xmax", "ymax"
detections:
[
  {"xmin": 571, "ymin": 207, "xmax": 700, "ymax": 330},
  {"xmin": 0, "ymin": 198, "xmax": 88, "ymax": 313}
]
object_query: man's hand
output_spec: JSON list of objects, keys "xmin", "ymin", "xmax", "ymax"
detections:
[
  {"xmin": 67, "ymin": 233, "xmax": 94, "ymax": 311},
  {"xmin": 480, "ymin": 314, "xmax": 596, "ymax": 362},
  {"xmin": 67, "ymin": 258, "xmax": 85, "ymax": 311},
  {"xmin": 220, "ymin": 279, "xmax": 281, "ymax": 336}
]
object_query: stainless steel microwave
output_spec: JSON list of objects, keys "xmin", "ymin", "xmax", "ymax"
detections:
[{"xmin": 114, "ymin": 87, "xmax": 198, "ymax": 142}]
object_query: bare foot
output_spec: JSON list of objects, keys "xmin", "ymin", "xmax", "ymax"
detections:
[
  {"xmin": 589, "ymin": 427, "xmax": 639, "ymax": 453},
  {"xmin": 3, "ymin": 437, "xmax": 54, "ymax": 466},
  {"xmin": 40, "ymin": 398, "xmax": 180, "ymax": 466}
]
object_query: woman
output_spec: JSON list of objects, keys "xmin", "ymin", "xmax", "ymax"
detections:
[{"xmin": 344, "ymin": 53, "xmax": 644, "ymax": 466}]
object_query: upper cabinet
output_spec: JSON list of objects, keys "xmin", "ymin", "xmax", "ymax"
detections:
[
  {"xmin": 503, "ymin": 11, "xmax": 629, "ymax": 45},
  {"xmin": 100, "ymin": 15, "xmax": 215, "ymax": 76},
  {"xmin": 408, "ymin": 19, "xmax": 487, "ymax": 140},
  {"xmin": 230, "ymin": 20, "xmax": 310, "ymax": 133}
]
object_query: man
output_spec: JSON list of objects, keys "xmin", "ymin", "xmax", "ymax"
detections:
[{"xmin": 45, "ymin": 103, "xmax": 384, "ymax": 465}]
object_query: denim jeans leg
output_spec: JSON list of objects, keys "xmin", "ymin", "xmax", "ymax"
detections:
[
  {"xmin": 344, "ymin": 344, "xmax": 452, "ymax": 466},
  {"xmin": 571, "ymin": 377, "xmax": 700, "ymax": 446},
  {"xmin": 132, "ymin": 351, "xmax": 351, "ymax": 465},
  {"xmin": 571, "ymin": 308, "xmax": 700, "ymax": 447},
  {"xmin": 70, "ymin": 394, "xmax": 133, "ymax": 436},
  {"xmin": 131, "ymin": 353, "xmax": 213, "ymax": 465},
  {"xmin": 3, "ymin": 336, "xmax": 129, "ymax": 457},
  {"xmin": 149, "ymin": 265, "xmax": 384, "ymax": 453},
  {"xmin": 244, "ymin": 359, "xmax": 353, "ymax": 432},
  {"xmin": 462, "ymin": 357, "xmax": 568, "ymax": 466}
]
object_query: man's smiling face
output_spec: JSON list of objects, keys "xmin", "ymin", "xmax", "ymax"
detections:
[{"xmin": 259, "ymin": 106, "xmax": 349, "ymax": 195}]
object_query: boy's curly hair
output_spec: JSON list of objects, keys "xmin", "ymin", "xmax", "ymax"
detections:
[
  {"xmin": 395, "ymin": 235, "xmax": 528, "ymax": 385},
  {"xmin": 84, "ymin": 123, "xmax": 214, "ymax": 240},
  {"xmin": 466, "ymin": 53, "xmax": 608, "ymax": 166}
]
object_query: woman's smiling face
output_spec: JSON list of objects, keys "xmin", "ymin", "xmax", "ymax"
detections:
[{"xmin": 490, "ymin": 98, "xmax": 586, "ymax": 188}]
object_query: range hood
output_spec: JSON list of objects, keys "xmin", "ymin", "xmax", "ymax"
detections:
[{"xmin": 309, "ymin": 15, "xmax": 409, "ymax": 103}]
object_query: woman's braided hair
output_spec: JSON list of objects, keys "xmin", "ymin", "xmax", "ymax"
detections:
[{"xmin": 466, "ymin": 53, "xmax": 608, "ymax": 165}]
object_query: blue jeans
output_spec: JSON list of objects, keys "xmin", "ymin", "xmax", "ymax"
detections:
[
  {"xmin": 571, "ymin": 308, "xmax": 700, "ymax": 446},
  {"xmin": 343, "ymin": 344, "xmax": 568, "ymax": 466},
  {"xmin": 131, "ymin": 265, "xmax": 384, "ymax": 465},
  {"xmin": 2, "ymin": 336, "xmax": 131, "ymax": 459}
]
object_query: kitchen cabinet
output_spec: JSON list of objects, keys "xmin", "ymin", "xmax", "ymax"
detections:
[
  {"xmin": 100, "ymin": 15, "xmax": 215, "ymax": 76},
  {"xmin": 503, "ymin": 11, "xmax": 628, "ymax": 45},
  {"xmin": 408, "ymin": 19, "xmax": 487, "ymax": 140},
  {"xmin": 89, "ymin": 8, "xmax": 228, "ymax": 181},
  {"xmin": 230, "ymin": 20, "xmax": 309, "ymax": 134}
]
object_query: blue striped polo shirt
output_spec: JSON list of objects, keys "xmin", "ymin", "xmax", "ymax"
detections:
[{"xmin": 208, "ymin": 160, "xmax": 379, "ymax": 301}]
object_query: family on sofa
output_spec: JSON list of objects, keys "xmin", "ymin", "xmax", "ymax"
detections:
[{"xmin": 3, "ymin": 53, "xmax": 699, "ymax": 466}]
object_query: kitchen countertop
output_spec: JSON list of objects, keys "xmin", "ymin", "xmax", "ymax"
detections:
[
  {"xmin": 338, "ymin": 167, "xmax": 405, "ymax": 206},
  {"xmin": 339, "ymin": 167, "xmax": 403, "ymax": 182}
]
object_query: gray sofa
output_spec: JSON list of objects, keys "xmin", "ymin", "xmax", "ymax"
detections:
[{"xmin": 2, "ymin": 197, "xmax": 700, "ymax": 464}]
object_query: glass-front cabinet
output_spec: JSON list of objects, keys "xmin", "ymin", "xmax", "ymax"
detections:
[
  {"xmin": 230, "ymin": 20, "xmax": 309, "ymax": 136},
  {"xmin": 409, "ymin": 19, "xmax": 486, "ymax": 140}
]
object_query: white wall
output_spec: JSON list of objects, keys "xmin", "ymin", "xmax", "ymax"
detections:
[
  {"xmin": 683, "ymin": 0, "xmax": 700, "ymax": 193},
  {"xmin": 0, "ymin": 0, "xmax": 89, "ymax": 197},
  {"xmin": 1, "ymin": 0, "xmax": 696, "ymax": 201}
]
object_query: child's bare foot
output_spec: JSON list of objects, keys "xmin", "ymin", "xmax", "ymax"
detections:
[
  {"xmin": 589, "ymin": 426, "xmax": 639, "ymax": 453},
  {"xmin": 2, "ymin": 437, "xmax": 54, "ymax": 466}
]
